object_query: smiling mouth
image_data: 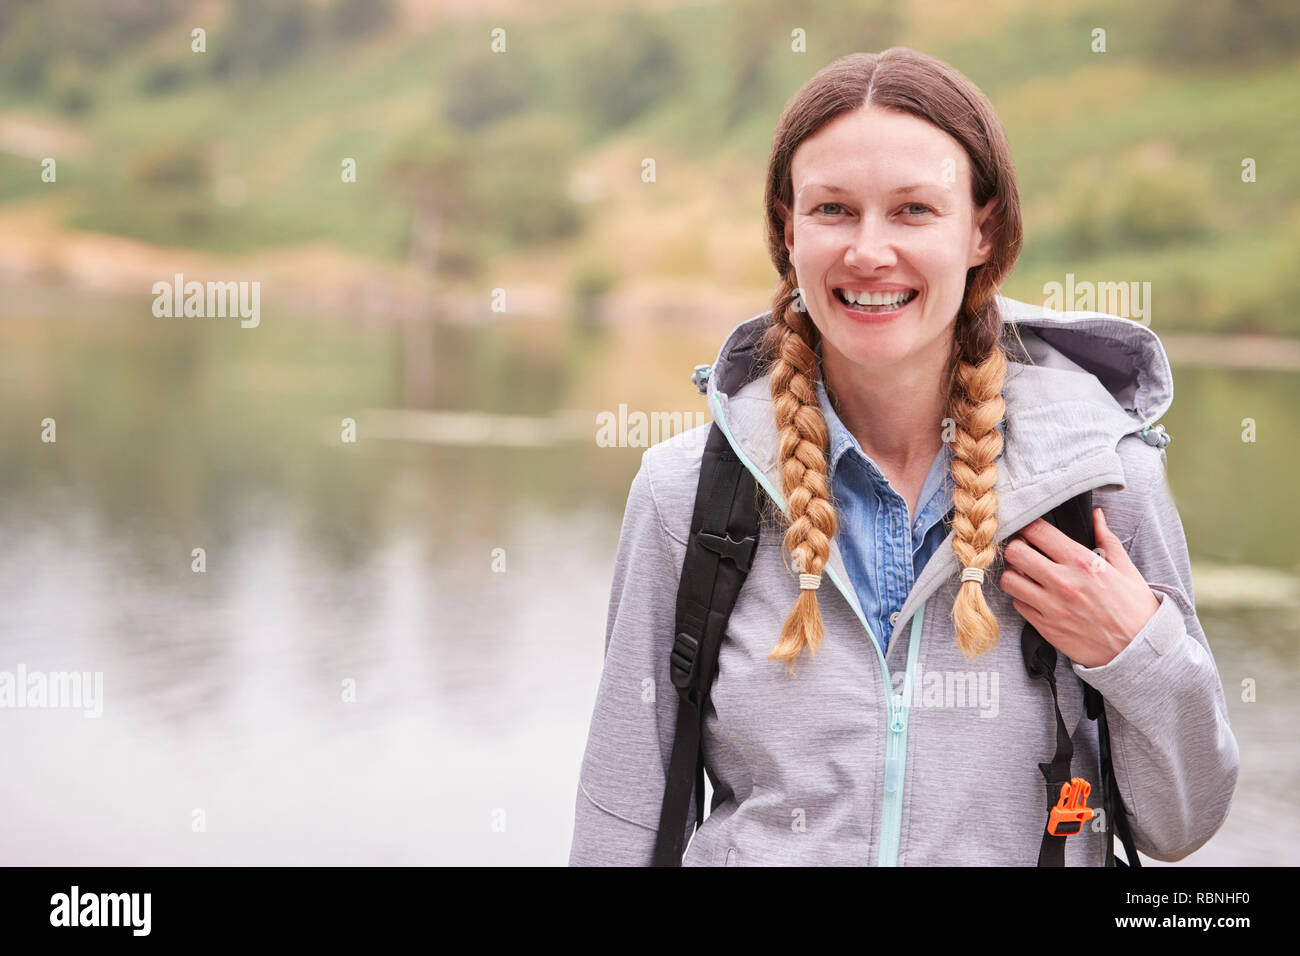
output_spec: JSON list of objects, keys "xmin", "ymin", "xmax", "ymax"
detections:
[{"xmin": 834, "ymin": 288, "xmax": 919, "ymax": 312}]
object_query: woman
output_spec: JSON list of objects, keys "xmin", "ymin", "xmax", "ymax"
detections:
[{"xmin": 569, "ymin": 47, "xmax": 1238, "ymax": 865}]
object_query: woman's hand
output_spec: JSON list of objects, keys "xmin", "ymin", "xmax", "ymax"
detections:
[{"xmin": 997, "ymin": 507, "xmax": 1162, "ymax": 669}]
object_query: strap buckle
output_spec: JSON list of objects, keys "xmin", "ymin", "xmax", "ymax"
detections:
[
  {"xmin": 670, "ymin": 631, "xmax": 704, "ymax": 705},
  {"xmin": 1047, "ymin": 777, "xmax": 1095, "ymax": 836},
  {"xmin": 697, "ymin": 531, "xmax": 758, "ymax": 573}
]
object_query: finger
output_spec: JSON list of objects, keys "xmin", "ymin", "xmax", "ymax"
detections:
[
  {"xmin": 1092, "ymin": 507, "xmax": 1132, "ymax": 570},
  {"xmin": 1010, "ymin": 595, "xmax": 1044, "ymax": 625},
  {"xmin": 999, "ymin": 566, "xmax": 1050, "ymax": 608},
  {"xmin": 1013, "ymin": 517, "xmax": 1079, "ymax": 564},
  {"xmin": 1002, "ymin": 537, "xmax": 1058, "ymax": 589}
]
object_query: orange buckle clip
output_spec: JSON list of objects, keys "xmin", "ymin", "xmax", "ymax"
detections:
[{"xmin": 1047, "ymin": 777, "xmax": 1094, "ymax": 836}]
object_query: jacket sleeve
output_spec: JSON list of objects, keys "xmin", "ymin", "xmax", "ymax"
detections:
[
  {"xmin": 1072, "ymin": 446, "xmax": 1240, "ymax": 862},
  {"xmin": 568, "ymin": 453, "xmax": 697, "ymax": 865}
]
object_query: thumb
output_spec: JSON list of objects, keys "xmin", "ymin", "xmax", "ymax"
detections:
[{"xmin": 1093, "ymin": 507, "xmax": 1125, "ymax": 563}]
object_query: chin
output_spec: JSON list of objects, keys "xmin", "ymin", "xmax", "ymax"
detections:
[
  {"xmin": 832, "ymin": 331, "xmax": 911, "ymax": 365},
  {"xmin": 844, "ymin": 349, "xmax": 910, "ymax": 371}
]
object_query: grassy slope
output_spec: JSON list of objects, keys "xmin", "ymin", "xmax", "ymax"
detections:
[{"xmin": 0, "ymin": 0, "xmax": 1295, "ymax": 333}]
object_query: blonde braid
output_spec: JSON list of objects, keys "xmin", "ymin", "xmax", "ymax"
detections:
[
  {"xmin": 947, "ymin": 330, "xmax": 1009, "ymax": 658},
  {"xmin": 760, "ymin": 279, "xmax": 837, "ymax": 674}
]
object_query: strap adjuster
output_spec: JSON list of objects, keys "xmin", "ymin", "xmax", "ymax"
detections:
[
  {"xmin": 1047, "ymin": 777, "xmax": 1095, "ymax": 836},
  {"xmin": 698, "ymin": 531, "xmax": 758, "ymax": 572},
  {"xmin": 670, "ymin": 632, "xmax": 699, "ymax": 694}
]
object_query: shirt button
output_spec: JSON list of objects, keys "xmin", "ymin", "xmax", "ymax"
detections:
[{"xmin": 889, "ymin": 611, "xmax": 901, "ymax": 627}]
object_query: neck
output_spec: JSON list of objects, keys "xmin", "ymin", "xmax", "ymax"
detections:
[{"xmin": 820, "ymin": 341, "xmax": 950, "ymax": 472}]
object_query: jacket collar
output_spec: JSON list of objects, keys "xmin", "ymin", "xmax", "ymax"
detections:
[{"xmin": 702, "ymin": 294, "xmax": 1175, "ymax": 649}]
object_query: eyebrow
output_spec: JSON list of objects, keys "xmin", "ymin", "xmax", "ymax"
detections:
[{"xmin": 800, "ymin": 182, "xmax": 945, "ymax": 198}]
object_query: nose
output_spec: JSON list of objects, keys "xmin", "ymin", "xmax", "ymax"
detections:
[{"xmin": 844, "ymin": 213, "xmax": 898, "ymax": 272}]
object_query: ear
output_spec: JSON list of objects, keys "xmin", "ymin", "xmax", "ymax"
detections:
[
  {"xmin": 777, "ymin": 200, "xmax": 794, "ymax": 255},
  {"xmin": 970, "ymin": 197, "xmax": 998, "ymax": 268}
]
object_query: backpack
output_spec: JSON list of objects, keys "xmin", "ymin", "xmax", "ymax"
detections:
[{"xmin": 652, "ymin": 421, "xmax": 1142, "ymax": 867}]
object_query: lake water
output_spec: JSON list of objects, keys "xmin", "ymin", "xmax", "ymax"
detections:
[{"xmin": 0, "ymin": 300, "xmax": 1296, "ymax": 865}]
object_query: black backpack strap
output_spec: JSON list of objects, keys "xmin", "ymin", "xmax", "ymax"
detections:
[
  {"xmin": 651, "ymin": 422, "xmax": 760, "ymax": 866},
  {"xmin": 1022, "ymin": 491, "xmax": 1092, "ymax": 866},
  {"xmin": 1020, "ymin": 600, "xmax": 1074, "ymax": 866},
  {"xmin": 1085, "ymin": 682, "xmax": 1142, "ymax": 867},
  {"xmin": 1021, "ymin": 489, "xmax": 1141, "ymax": 867}
]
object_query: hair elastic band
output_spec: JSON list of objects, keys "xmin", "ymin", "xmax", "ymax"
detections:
[
  {"xmin": 798, "ymin": 573, "xmax": 821, "ymax": 590},
  {"xmin": 960, "ymin": 567, "xmax": 985, "ymax": 584}
]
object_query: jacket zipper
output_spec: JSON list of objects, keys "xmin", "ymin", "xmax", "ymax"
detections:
[
  {"xmin": 879, "ymin": 604, "xmax": 924, "ymax": 866},
  {"xmin": 708, "ymin": 390, "xmax": 926, "ymax": 866}
]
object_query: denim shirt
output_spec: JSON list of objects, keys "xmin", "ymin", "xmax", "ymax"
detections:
[{"xmin": 816, "ymin": 375, "xmax": 955, "ymax": 657}]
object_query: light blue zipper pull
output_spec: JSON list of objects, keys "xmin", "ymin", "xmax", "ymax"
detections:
[{"xmin": 885, "ymin": 692, "xmax": 907, "ymax": 794}]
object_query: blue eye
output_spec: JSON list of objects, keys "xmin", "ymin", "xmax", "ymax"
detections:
[{"xmin": 816, "ymin": 201, "xmax": 932, "ymax": 216}]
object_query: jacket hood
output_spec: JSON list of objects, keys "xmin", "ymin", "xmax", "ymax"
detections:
[{"xmin": 697, "ymin": 293, "xmax": 1177, "ymax": 648}]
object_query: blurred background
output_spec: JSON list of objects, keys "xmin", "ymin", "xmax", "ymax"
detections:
[{"xmin": 0, "ymin": 0, "xmax": 1297, "ymax": 865}]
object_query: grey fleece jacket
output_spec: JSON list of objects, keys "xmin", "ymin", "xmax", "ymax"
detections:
[{"xmin": 568, "ymin": 294, "xmax": 1240, "ymax": 866}]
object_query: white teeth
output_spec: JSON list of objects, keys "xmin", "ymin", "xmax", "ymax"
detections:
[{"xmin": 837, "ymin": 289, "xmax": 914, "ymax": 306}]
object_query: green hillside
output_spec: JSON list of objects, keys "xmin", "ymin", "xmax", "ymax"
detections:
[{"xmin": 0, "ymin": 0, "xmax": 1297, "ymax": 332}]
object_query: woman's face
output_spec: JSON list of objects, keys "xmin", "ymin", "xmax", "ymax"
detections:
[{"xmin": 782, "ymin": 104, "xmax": 997, "ymax": 382}]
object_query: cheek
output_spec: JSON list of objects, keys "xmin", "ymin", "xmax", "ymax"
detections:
[
  {"xmin": 902, "ymin": 237, "xmax": 966, "ymax": 283},
  {"xmin": 792, "ymin": 229, "xmax": 840, "ymax": 270}
]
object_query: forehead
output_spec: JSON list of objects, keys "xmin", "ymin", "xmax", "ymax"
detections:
[{"xmin": 791, "ymin": 105, "xmax": 970, "ymax": 196}]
